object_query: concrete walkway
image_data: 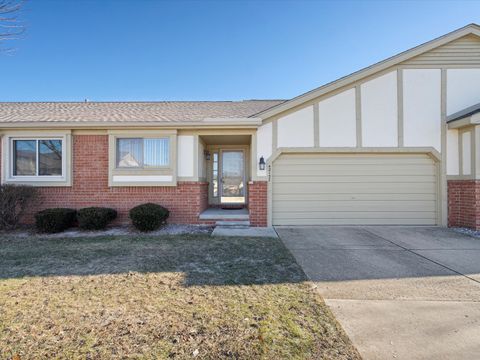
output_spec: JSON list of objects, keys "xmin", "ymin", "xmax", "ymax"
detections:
[
  {"xmin": 277, "ymin": 226, "xmax": 480, "ymax": 360},
  {"xmin": 212, "ymin": 226, "xmax": 278, "ymax": 237}
]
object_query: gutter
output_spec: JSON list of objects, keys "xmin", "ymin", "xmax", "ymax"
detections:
[{"xmin": 0, "ymin": 117, "xmax": 263, "ymax": 129}]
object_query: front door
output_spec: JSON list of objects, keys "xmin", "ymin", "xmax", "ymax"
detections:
[{"xmin": 220, "ymin": 150, "xmax": 245, "ymax": 204}]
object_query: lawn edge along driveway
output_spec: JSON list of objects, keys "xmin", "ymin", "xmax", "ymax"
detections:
[{"xmin": 0, "ymin": 233, "xmax": 361, "ymax": 360}]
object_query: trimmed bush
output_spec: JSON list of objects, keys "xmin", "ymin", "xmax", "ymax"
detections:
[
  {"xmin": 129, "ymin": 203, "xmax": 169, "ymax": 232},
  {"xmin": 0, "ymin": 184, "xmax": 38, "ymax": 230},
  {"xmin": 35, "ymin": 208, "xmax": 77, "ymax": 233},
  {"xmin": 77, "ymin": 207, "xmax": 117, "ymax": 230}
]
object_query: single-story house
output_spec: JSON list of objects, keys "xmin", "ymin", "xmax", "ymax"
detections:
[{"xmin": 1, "ymin": 24, "xmax": 480, "ymax": 229}]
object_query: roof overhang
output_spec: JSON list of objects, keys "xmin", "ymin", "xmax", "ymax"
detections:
[
  {"xmin": 447, "ymin": 103, "xmax": 480, "ymax": 129},
  {"xmin": 254, "ymin": 23, "xmax": 480, "ymax": 120},
  {"xmin": 447, "ymin": 113, "xmax": 480, "ymax": 129}
]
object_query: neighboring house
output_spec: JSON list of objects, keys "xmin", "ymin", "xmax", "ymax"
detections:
[{"xmin": 1, "ymin": 24, "xmax": 480, "ymax": 229}]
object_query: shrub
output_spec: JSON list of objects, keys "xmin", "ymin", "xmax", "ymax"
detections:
[
  {"xmin": 35, "ymin": 208, "xmax": 77, "ymax": 233},
  {"xmin": 0, "ymin": 184, "xmax": 38, "ymax": 230},
  {"xmin": 77, "ymin": 207, "xmax": 117, "ymax": 230},
  {"xmin": 129, "ymin": 203, "xmax": 169, "ymax": 232}
]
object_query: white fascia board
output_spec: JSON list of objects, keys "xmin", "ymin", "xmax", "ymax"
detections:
[
  {"xmin": 448, "ymin": 113, "xmax": 480, "ymax": 128},
  {"xmin": 0, "ymin": 118, "xmax": 263, "ymax": 129},
  {"xmin": 472, "ymin": 113, "xmax": 480, "ymax": 123}
]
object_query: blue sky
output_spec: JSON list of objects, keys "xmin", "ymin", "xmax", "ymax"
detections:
[{"xmin": 1, "ymin": 0, "xmax": 480, "ymax": 102}]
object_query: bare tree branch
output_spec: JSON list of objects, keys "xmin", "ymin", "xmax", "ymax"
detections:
[{"xmin": 0, "ymin": 0, "xmax": 25, "ymax": 52}]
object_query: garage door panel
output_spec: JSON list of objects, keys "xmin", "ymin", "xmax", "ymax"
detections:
[
  {"xmin": 272, "ymin": 153, "xmax": 438, "ymax": 226},
  {"xmin": 273, "ymin": 175, "xmax": 437, "ymax": 183},
  {"xmin": 273, "ymin": 182, "xmax": 436, "ymax": 194},
  {"xmin": 273, "ymin": 210, "xmax": 436, "ymax": 218},
  {"xmin": 274, "ymin": 165, "xmax": 436, "ymax": 176},
  {"xmin": 272, "ymin": 200, "xmax": 437, "ymax": 212},
  {"xmin": 275, "ymin": 155, "xmax": 434, "ymax": 166},
  {"xmin": 274, "ymin": 217, "xmax": 437, "ymax": 226},
  {"xmin": 273, "ymin": 193, "xmax": 437, "ymax": 201}
]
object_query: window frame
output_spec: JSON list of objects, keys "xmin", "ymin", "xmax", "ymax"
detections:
[
  {"xmin": 115, "ymin": 136, "xmax": 171, "ymax": 169},
  {"xmin": 7, "ymin": 135, "xmax": 68, "ymax": 183},
  {"xmin": 108, "ymin": 130, "xmax": 177, "ymax": 187}
]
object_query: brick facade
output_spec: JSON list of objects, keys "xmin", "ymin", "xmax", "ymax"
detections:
[
  {"xmin": 248, "ymin": 181, "xmax": 268, "ymax": 227},
  {"xmin": 8, "ymin": 134, "xmax": 480, "ymax": 230},
  {"xmin": 448, "ymin": 180, "xmax": 480, "ymax": 230},
  {"xmin": 16, "ymin": 135, "xmax": 209, "ymax": 224}
]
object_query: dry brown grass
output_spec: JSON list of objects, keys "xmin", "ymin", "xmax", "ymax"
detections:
[{"xmin": 0, "ymin": 234, "xmax": 360, "ymax": 359}]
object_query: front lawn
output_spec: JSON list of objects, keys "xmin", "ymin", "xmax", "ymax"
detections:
[{"xmin": 0, "ymin": 234, "xmax": 360, "ymax": 359}]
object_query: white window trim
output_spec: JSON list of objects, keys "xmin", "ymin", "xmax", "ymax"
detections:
[
  {"xmin": 107, "ymin": 129, "xmax": 177, "ymax": 187},
  {"xmin": 9, "ymin": 137, "xmax": 66, "ymax": 181},
  {"xmin": 2, "ymin": 131, "xmax": 72, "ymax": 186}
]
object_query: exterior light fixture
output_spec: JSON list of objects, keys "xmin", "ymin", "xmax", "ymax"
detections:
[
  {"xmin": 259, "ymin": 156, "xmax": 266, "ymax": 171},
  {"xmin": 204, "ymin": 150, "xmax": 211, "ymax": 160}
]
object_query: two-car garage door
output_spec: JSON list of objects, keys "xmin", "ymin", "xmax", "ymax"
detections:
[{"xmin": 272, "ymin": 153, "xmax": 438, "ymax": 226}]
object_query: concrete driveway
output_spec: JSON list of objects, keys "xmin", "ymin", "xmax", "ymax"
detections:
[{"xmin": 277, "ymin": 226, "xmax": 480, "ymax": 360}]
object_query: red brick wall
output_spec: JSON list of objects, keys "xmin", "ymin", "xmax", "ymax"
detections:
[
  {"xmin": 248, "ymin": 181, "xmax": 267, "ymax": 227},
  {"xmin": 12, "ymin": 135, "xmax": 209, "ymax": 224},
  {"xmin": 448, "ymin": 180, "xmax": 480, "ymax": 230}
]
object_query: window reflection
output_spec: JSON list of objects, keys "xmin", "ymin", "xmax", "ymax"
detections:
[
  {"xmin": 116, "ymin": 138, "xmax": 170, "ymax": 168},
  {"xmin": 213, "ymin": 152, "xmax": 218, "ymax": 197},
  {"xmin": 13, "ymin": 139, "xmax": 63, "ymax": 177},
  {"xmin": 13, "ymin": 140, "xmax": 36, "ymax": 176},
  {"xmin": 39, "ymin": 140, "xmax": 62, "ymax": 176}
]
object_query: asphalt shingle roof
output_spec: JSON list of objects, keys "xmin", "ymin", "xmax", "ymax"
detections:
[{"xmin": 0, "ymin": 100, "xmax": 285, "ymax": 124}]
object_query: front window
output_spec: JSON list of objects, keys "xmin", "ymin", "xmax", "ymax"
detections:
[
  {"xmin": 13, "ymin": 139, "xmax": 63, "ymax": 177},
  {"xmin": 116, "ymin": 138, "xmax": 170, "ymax": 168}
]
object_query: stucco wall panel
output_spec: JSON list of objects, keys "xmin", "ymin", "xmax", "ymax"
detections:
[
  {"xmin": 403, "ymin": 69, "xmax": 441, "ymax": 151},
  {"xmin": 447, "ymin": 129, "xmax": 460, "ymax": 176},
  {"xmin": 361, "ymin": 71, "xmax": 398, "ymax": 147},
  {"xmin": 447, "ymin": 69, "xmax": 480, "ymax": 115},
  {"xmin": 318, "ymin": 89, "xmax": 356, "ymax": 147},
  {"xmin": 277, "ymin": 106, "xmax": 314, "ymax": 148},
  {"xmin": 198, "ymin": 140, "xmax": 206, "ymax": 179},
  {"xmin": 462, "ymin": 131, "xmax": 472, "ymax": 176},
  {"xmin": 177, "ymin": 135, "xmax": 194, "ymax": 177},
  {"xmin": 256, "ymin": 122, "xmax": 272, "ymax": 177}
]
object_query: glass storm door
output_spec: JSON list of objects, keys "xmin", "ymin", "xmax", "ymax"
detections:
[{"xmin": 220, "ymin": 150, "xmax": 245, "ymax": 203}]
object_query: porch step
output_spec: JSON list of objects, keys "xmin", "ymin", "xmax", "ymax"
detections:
[{"xmin": 215, "ymin": 220, "xmax": 251, "ymax": 228}]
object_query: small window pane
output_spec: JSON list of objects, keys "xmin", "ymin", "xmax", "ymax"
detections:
[
  {"xmin": 117, "ymin": 138, "xmax": 142, "ymax": 167},
  {"xmin": 143, "ymin": 138, "xmax": 169, "ymax": 167},
  {"xmin": 13, "ymin": 140, "xmax": 36, "ymax": 176},
  {"xmin": 212, "ymin": 152, "xmax": 219, "ymax": 197},
  {"xmin": 39, "ymin": 140, "xmax": 62, "ymax": 176}
]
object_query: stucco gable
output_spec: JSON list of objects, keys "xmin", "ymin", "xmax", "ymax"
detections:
[{"xmin": 255, "ymin": 24, "xmax": 480, "ymax": 121}]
